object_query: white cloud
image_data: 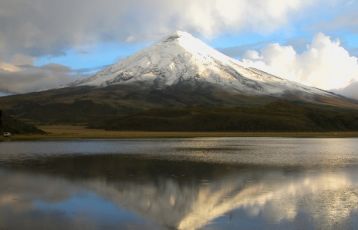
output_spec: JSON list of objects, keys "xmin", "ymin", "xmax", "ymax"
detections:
[
  {"xmin": 242, "ymin": 33, "xmax": 358, "ymax": 90},
  {"xmin": 0, "ymin": 0, "xmax": 318, "ymax": 60},
  {"xmin": 173, "ymin": 0, "xmax": 313, "ymax": 35}
]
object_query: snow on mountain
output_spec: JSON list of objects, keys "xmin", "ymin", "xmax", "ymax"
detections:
[{"xmin": 75, "ymin": 31, "xmax": 332, "ymax": 97}]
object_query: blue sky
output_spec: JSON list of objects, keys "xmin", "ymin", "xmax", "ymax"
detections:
[{"xmin": 35, "ymin": 42, "xmax": 150, "ymax": 73}]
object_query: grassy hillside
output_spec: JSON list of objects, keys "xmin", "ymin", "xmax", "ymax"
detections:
[
  {"xmin": 0, "ymin": 84, "xmax": 357, "ymax": 132},
  {"xmin": 89, "ymin": 102, "xmax": 358, "ymax": 131}
]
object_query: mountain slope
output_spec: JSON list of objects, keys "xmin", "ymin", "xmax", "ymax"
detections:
[
  {"xmin": 75, "ymin": 31, "xmax": 333, "ymax": 101},
  {"xmin": 0, "ymin": 83, "xmax": 357, "ymax": 131}
]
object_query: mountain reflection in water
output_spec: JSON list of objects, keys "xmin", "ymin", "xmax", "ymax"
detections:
[{"xmin": 0, "ymin": 138, "xmax": 358, "ymax": 230}]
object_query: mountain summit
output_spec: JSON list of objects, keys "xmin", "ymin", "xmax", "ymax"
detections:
[{"xmin": 75, "ymin": 31, "xmax": 331, "ymax": 98}]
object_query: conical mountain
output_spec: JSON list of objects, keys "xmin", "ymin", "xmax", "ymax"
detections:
[
  {"xmin": 75, "ymin": 31, "xmax": 332, "ymax": 98},
  {"xmin": 1, "ymin": 31, "xmax": 357, "ymax": 132}
]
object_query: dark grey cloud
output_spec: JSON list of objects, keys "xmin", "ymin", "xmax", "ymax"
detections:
[
  {"xmin": 0, "ymin": 0, "xmax": 130, "ymax": 58},
  {"xmin": 0, "ymin": 64, "xmax": 85, "ymax": 94}
]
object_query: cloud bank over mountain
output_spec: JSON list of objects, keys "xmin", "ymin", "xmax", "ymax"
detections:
[{"xmin": 242, "ymin": 33, "xmax": 358, "ymax": 92}]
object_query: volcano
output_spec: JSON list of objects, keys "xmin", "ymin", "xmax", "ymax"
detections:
[
  {"xmin": 0, "ymin": 31, "xmax": 357, "ymax": 131},
  {"xmin": 75, "ymin": 31, "xmax": 334, "ymax": 101}
]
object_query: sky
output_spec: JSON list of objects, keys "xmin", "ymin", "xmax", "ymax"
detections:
[{"xmin": 0, "ymin": 0, "xmax": 357, "ymax": 98}]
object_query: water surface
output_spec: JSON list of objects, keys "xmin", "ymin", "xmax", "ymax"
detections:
[{"xmin": 0, "ymin": 138, "xmax": 358, "ymax": 229}]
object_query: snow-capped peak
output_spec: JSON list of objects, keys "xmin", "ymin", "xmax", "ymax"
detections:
[
  {"xmin": 161, "ymin": 30, "xmax": 238, "ymax": 66},
  {"xmin": 74, "ymin": 31, "xmax": 332, "ymax": 97}
]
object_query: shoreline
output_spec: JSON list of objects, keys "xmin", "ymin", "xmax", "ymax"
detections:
[{"xmin": 2, "ymin": 125, "xmax": 358, "ymax": 141}]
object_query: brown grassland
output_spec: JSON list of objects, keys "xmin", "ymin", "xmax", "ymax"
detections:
[{"xmin": 2, "ymin": 125, "xmax": 358, "ymax": 141}]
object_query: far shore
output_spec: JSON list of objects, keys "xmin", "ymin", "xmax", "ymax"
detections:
[{"xmin": 2, "ymin": 125, "xmax": 358, "ymax": 141}]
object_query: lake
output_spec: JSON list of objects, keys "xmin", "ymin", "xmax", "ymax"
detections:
[{"xmin": 0, "ymin": 138, "xmax": 358, "ymax": 230}]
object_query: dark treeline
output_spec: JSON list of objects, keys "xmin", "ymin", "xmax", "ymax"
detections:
[{"xmin": 0, "ymin": 110, "xmax": 44, "ymax": 134}]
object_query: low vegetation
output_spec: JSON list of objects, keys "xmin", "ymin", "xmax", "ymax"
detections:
[
  {"xmin": 89, "ymin": 102, "xmax": 358, "ymax": 132},
  {"xmin": 0, "ymin": 85, "xmax": 358, "ymax": 134}
]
